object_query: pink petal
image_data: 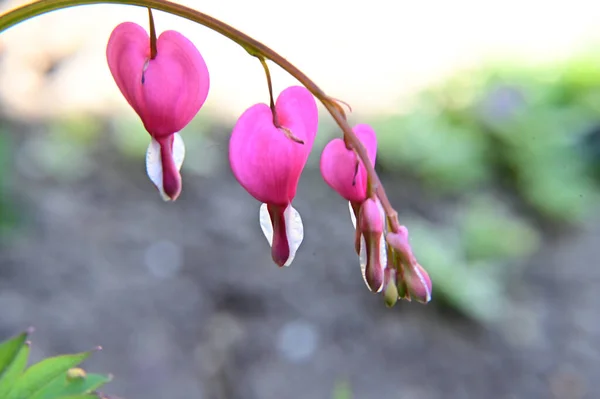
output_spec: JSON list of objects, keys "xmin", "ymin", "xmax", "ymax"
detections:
[
  {"xmin": 320, "ymin": 124, "xmax": 377, "ymax": 203},
  {"xmin": 107, "ymin": 22, "xmax": 209, "ymax": 137},
  {"xmin": 229, "ymin": 86, "xmax": 318, "ymax": 205}
]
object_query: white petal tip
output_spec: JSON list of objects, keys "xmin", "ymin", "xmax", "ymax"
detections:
[
  {"xmin": 259, "ymin": 203, "xmax": 304, "ymax": 267},
  {"xmin": 145, "ymin": 133, "xmax": 185, "ymax": 200}
]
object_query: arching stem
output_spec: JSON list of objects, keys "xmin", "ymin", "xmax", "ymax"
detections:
[
  {"xmin": 258, "ymin": 56, "xmax": 303, "ymax": 144},
  {"xmin": 0, "ymin": 0, "xmax": 401, "ymax": 232},
  {"xmin": 147, "ymin": 7, "xmax": 157, "ymax": 59}
]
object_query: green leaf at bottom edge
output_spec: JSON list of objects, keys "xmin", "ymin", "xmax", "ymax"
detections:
[{"xmin": 8, "ymin": 349, "xmax": 97, "ymax": 399}]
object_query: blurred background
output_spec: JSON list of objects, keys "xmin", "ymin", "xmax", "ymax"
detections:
[{"xmin": 1, "ymin": 0, "xmax": 600, "ymax": 398}]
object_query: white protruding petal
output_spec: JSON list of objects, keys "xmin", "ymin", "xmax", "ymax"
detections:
[
  {"xmin": 350, "ymin": 200, "xmax": 387, "ymax": 292},
  {"xmin": 259, "ymin": 203, "xmax": 304, "ymax": 267},
  {"xmin": 349, "ymin": 201, "xmax": 357, "ymax": 229},
  {"xmin": 145, "ymin": 133, "xmax": 185, "ymax": 201},
  {"xmin": 259, "ymin": 203, "xmax": 274, "ymax": 247},
  {"xmin": 358, "ymin": 235, "xmax": 368, "ymax": 286}
]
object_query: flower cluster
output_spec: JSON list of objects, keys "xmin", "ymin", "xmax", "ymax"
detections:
[
  {"xmin": 320, "ymin": 126, "xmax": 432, "ymax": 305},
  {"xmin": 105, "ymin": 19, "xmax": 431, "ymax": 306}
]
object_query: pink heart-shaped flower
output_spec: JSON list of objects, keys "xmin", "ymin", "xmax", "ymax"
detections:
[
  {"xmin": 229, "ymin": 86, "xmax": 318, "ymax": 206},
  {"xmin": 106, "ymin": 22, "xmax": 210, "ymax": 138},
  {"xmin": 320, "ymin": 124, "xmax": 378, "ymax": 203}
]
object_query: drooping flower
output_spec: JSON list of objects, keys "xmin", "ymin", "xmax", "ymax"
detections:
[
  {"xmin": 321, "ymin": 124, "xmax": 386, "ymax": 292},
  {"xmin": 106, "ymin": 22, "xmax": 210, "ymax": 200},
  {"xmin": 229, "ymin": 86, "xmax": 318, "ymax": 267},
  {"xmin": 320, "ymin": 124, "xmax": 377, "ymax": 204},
  {"xmin": 320, "ymin": 123, "xmax": 378, "ymax": 255}
]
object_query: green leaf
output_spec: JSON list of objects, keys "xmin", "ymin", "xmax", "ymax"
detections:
[
  {"xmin": 0, "ymin": 331, "xmax": 29, "ymax": 378},
  {"xmin": 31, "ymin": 371, "xmax": 112, "ymax": 399},
  {"xmin": 7, "ymin": 350, "xmax": 96, "ymax": 399},
  {"xmin": 0, "ymin": 340, "xmax": 31, "ymax": 397}
]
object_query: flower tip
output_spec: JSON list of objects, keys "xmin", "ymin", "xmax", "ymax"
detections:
[
  {"xmin": 259, "ymin": 203, "xmax": 304, "ymax": 267},
  {"xmin": 407, "ymin": 263, "xmax": 432, "ymax": 304},
  {"xmin": 146, "ymin": 134, "xmax": 185, "ymax": 202},
  {"xmin": 365, "ymin": 266, "xmax": 384, "ymax": 293},
  {"xmin": 271, "ymin": 250, "xmax": 289, "ymax": 267}
]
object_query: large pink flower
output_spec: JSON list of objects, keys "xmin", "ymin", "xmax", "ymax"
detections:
[
  {"xmin": 229, "ymin": 86, "xmax": 318, "ymax": 267},
  {"xmin": 107, "ymin": 22, "xmax": 210, "ymax": 201}
]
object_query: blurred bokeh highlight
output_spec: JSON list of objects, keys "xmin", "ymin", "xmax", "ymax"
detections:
[{"xmin": 1, "ymin": 0, "xmax": 600, "ymax": 398}]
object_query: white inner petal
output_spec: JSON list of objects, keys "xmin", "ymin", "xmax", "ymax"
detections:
[
  {"xmin": 259, "ymin": 203, "xmax": 304, "ymax": 267},
  {"xmin": 349, "ymin": 201, "xmax": 387, "ymax": 292},
  {"xmin": 349, "ymin": 201, "xmax": 357, "ymax": 229},
  {"xmin": 145, "ymin": 133, "xmax": 185, "ymax": 201}
]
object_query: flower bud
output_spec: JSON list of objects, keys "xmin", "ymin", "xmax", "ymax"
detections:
[
  {"xmin": 383, "ymin": 267, "xmax": 399, "ymax": 307},
  {"xmin": 386, "ymin": 227, "xmax": 432, "ymax": 304},
  {"xmin": 358, "ymin": 198, "xmax": 385, "ymax": 292}
]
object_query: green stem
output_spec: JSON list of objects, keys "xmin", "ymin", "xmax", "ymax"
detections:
[{"xmin": 0, "ymin": 0, "xmax": 401, "ymax": 232}]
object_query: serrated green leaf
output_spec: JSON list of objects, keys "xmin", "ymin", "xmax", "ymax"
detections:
[
  {"xmin": 0, "ymin": 341, "xmax": 31, "ymax": 397},
  {"xmin": 31, "ymin": 372, "xmax": 112, "ymax": 399},
  {"xmin": 8, "ymin": 351, "xmax": 94, "ymax": 399},
  {"xmin": 0, "ymin": 331, "xmax": 29, "ymax": 378}
]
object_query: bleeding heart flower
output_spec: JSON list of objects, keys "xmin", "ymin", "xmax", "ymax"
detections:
[
  {"xmin": 106, "ymin": 22, "xmax": 210, "ymax": 200},
  {"xmin": 323, "ymin": 124, "xmax": 385, "ymax": 291},
  {"xmin": 320, "ymin": 123, "xmax": 377, "ymax": 204},
  {"xmin": 229, "ymin": 86, "xmax": 318, "ymax": 267}
]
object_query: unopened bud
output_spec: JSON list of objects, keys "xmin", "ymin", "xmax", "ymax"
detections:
[
  {"xmin": 359, "ymin": 198, "xmax": 384, "ymax": 292},
  {"xmin": 386, "ymin": 227, "xmax": 432, "ymax": 304},
  {"xmin": 383, "ymin": 268, "xmax": 398, "ymax": 307},
  {"xmin": 405, "ymin": 262, "xmax": 432, "ymax": 304}
]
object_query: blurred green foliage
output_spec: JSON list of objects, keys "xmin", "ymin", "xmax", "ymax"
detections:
[
  {"xmin": 372, "ymin": 52, "xmax": 600, "ymax": 322},
  {"xmin": 0, "ymin": 329, "xmax": 111, "ymax": 399},
  {"xmin": 331, "ymin": 379, "xmax": 352, "ymax": 399},
  {"xmin": 0, "ymin": 127, "xmax": 19, "ymax": 238}
]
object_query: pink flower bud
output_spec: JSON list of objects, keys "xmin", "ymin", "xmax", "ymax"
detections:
[
  {"xmin": 229, "ymin": 86, "xmax": 318, "ymax": 267},
  {"xmin": 320, "ymin": 124, "xmax": 378, "ymax": 203},
  {"xmin": 386, "ymin": 228, "xmax": 432, "ymax": 304},
  {"xmin": 107, "ymin": 22, "xmax": 209, "ymax": 201},
  {"xmin": 358, "ymin": 198, "xmax": 385, "ymax": 292},
  {"xmin": 349, "ymin": 199, "xmax": 387, "ymax": 292}
]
